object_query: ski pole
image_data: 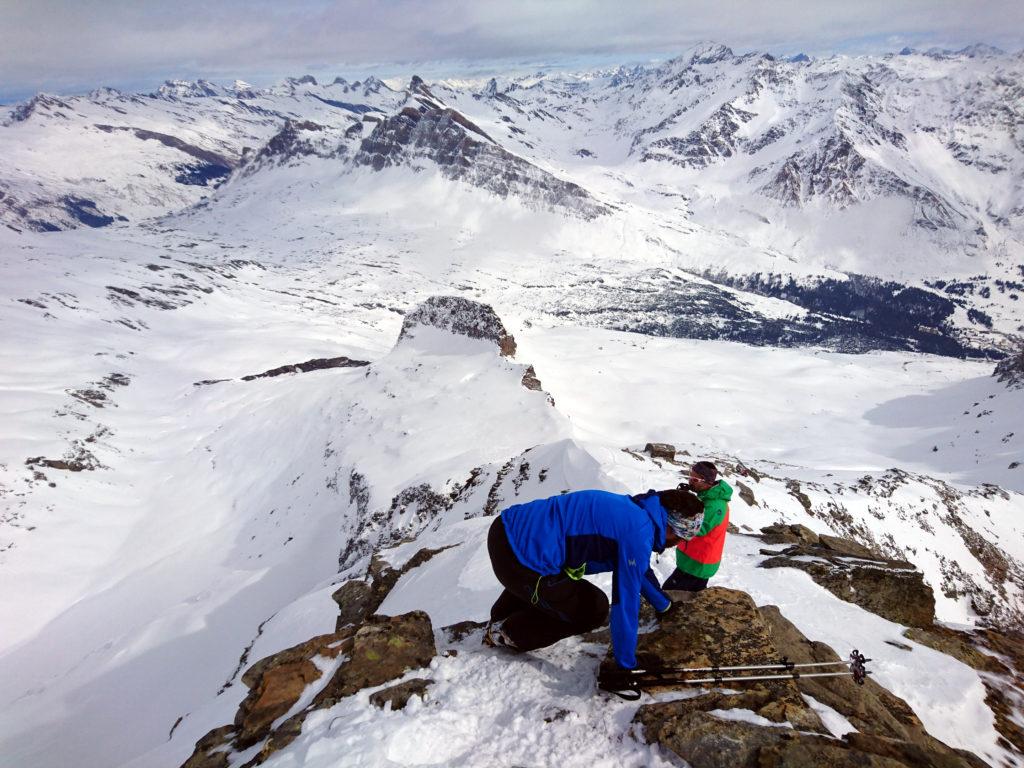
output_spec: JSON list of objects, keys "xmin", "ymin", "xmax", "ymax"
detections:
[
  {"xmin": 599, "ymin": 670, "xmax": 870, "ymax": 701},
  {"xmin": 635, "ymin": 658, "xmax": 868, "ymax": 675}
]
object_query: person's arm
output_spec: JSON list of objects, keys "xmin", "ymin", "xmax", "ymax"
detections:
[
  {"xmin": 640, "ymin": 567, "xmax": 670, "ymax": 612},
  {"xmin": 609, "ymin": 534, "xmax": 650, "ymax": 669}
]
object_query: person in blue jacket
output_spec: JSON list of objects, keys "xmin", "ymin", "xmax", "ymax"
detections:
[{"xmin": 484, "ymin": 487, "xmax": 704, "ymax": 670}]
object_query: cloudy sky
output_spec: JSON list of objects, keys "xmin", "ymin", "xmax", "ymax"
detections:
[{"xmin": 2, "ymin": 0, "xmax": 1022, "ymax": 101}]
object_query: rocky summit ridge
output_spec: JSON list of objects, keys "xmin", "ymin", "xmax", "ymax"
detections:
[{"xmin": 166, "ymin": 298, "xmax": 1024, "ymax": 768}]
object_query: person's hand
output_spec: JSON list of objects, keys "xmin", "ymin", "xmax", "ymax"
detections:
[{"xmin": 655, "ymin": 601, "xmax": 678, "ymax": 621}]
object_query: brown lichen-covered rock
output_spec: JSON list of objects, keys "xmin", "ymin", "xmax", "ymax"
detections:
[
  {"xmin": 315, "ymin": 610, "xmax": 437, "ymax": 709},
  {"xmin": 636, "ymin": 708, "xmax": 943, "ymax": 768},
  {"xmin": 632, "ymin": 589, "xmax": 988, "ymax": 768},
  {"xmin": 644, "ymin": 442, "xmax": 676, "ymax": 460},
  {"xmin": 902, "ymin": 626, "xmax": 1005, "ymax": 674},
  {"xmin": 333, "ymin": 546, "xmax": 457, "ymax": 632},
  {"xmin": 369, "ymin": 677, "xmax": 434, "ymax": 710},
  {"xmin": 182, "ymin": 611, "xmax": 439, "ymax": 768},
  {"xmin": 234, "ymin": 630, "xmax": 353, "ymax": 748},
  {"xmin": 332, "ymin": 579, "xmax": 375, "ymax": 631},
  {"xmin": 759, "ymin": 605, "xmax": 953, "ymax": 748},
  {"xmin": 735, "ymin": 480, "xmax": 758, "ymax": 507},
  {"xmin": 180, "ymin": 725, "xmax": 236, "ymax": 768},
  {"xmin": 628, "ymin": 588, "xmax": 823, "ymax": 732},
  {"xmin": 818, "ymin": 533, "xmax": 879, "ymax": 559},
  {"xmin": 759, "ymin": 542, "xmax": 936, "ymax": 628},
  {"xmin": 759, "ymin": 523, "xmax": 819, "ymax": 546}
]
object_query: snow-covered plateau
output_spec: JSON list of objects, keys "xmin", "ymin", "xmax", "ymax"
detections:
[{"xmin": 1, "ymin": 42, "xmax": 1023, "ymax": 768}]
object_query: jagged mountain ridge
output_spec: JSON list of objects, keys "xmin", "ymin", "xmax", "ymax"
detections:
[{"xmin": 2, "ymin": 44, "xmax": 1022, "ymax": 358}]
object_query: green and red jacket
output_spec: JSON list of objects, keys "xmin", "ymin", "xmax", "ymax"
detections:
[{"xmin": 676, "ymin": 479, "xmax": 732, "ymax": 579}]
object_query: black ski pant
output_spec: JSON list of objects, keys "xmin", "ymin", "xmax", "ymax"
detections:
[
  {"xmin": 662, "ymin": 569, "xmax": 708, "ymax": 592},
  {"xmin": 487, "ymin": 516, "xmax": 609, "ymax": 652}
]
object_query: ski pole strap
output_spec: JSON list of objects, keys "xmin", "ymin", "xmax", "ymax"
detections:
[{"xmin": 598, "ymin": 680, "xmax": 643, "ymax": 701}]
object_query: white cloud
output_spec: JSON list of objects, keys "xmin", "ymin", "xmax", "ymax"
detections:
[{"xmin": 1, "ymin": 0, "xmax": 1021, "ymax": 99}]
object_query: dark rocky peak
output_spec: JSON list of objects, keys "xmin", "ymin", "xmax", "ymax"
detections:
[
  {"xmin": 5, "ymin": 93, "xmax": 73, "ymax": 123},
  {"xmin": 608, "ymin": 64, "xmax": 648, "ymax": 87},
  {"xmin": 287, "ymin": 75, "xmax": 318, "ymax": 86},
  {"xmin": 88, "ymin": 86, "xmax": 124, "ymax": 100},
  {"xmin": 353, "ymin": 100, "xmax": 606, "ymax": 218},
  {"xmin": 408, "ymin": 75, "xmax": 439, "ymax": 101},
  {"xmin": 899, "ymin": 46, "xmax": 915, "ymax": 55},
  {"xmin": 788, "ymin": 52, "xmax": 810, "ymax": 63},
  {"xmin": 958, "ymin": 43, "xmax": 1006, "ymax": 58},
  {"xmin": 331, "ymin": 76, "xmax": 349, "ymax": 87},
  {"xmin": 483, "ymin": 77, "xmax": 499, "ymax": 97},
  {"xmin": 994, "ymin": 341, "xmax": 1024, "ymax": 389},
  {"xmin": 239, "ymin": 120, "xmax": 339, "ymax": 174},
  {"xmin": 359, "ymin": 76, "xmax": 389, "ymax": 95},
  {"xmin": 396, "ymin": 296, "xmax": 517, "ymax": 357}
]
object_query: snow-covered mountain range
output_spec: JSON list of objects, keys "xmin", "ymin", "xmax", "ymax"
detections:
[
  {"xmin": 4, "ymin": 43, "xmax": 1024, "ymax": 356},
  {"xmin": 1, "ymin": 43, "xmax": 1023, "ymax": 768}
]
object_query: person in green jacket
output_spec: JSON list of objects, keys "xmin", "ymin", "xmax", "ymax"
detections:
[{"xmin": 662, "ymin": 461, "xmax": 733, "ymax": 596}]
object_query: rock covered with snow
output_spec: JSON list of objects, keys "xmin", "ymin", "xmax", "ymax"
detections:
[
  {"xmin": 397, "ymin": 295, "xmax": 518, "ymax": 356},
  {"xmin": 758, "ymin": 531, "xmax": 937, "ymax": 628},
  {"xmin": 994, "ymin": 342, "xmax": 1024, "ymax": 389},
  {"xmin": 182, "ymin": 610, "xmax": 436, "ymax": 766}
]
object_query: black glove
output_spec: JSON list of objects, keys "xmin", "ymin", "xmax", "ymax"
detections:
[
  {"xmin": 655, "ymin": 600, "xmax": 678, "ymax": 620},
  {"xmin": 598, "ymin": 664, "xmax": 639, "ymax": 687}
]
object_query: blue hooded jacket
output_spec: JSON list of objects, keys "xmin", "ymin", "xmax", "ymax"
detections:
[{"xmin": 500, "ymin": 489, "xmax": 671, "ymax": 669}]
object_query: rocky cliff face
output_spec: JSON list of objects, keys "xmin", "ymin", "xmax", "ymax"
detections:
[
  {"xmin": 353, "ymin": 81, "xmax": 607, "ymax": 219},
  {"xmin": 995, "ymin": 343, "xmax": 1024, "ymax": 389},
  {"xmin": 396, "ymin": 295, "xmax": 518, "ymax": 356}
]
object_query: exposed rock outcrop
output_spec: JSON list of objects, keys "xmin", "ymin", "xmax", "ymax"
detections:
[
  {"xmin": 332, "ymin": 544, "xmax": 456, "ymax": 631},
  {"xmin": 994, "ymin": 341, "xmax": 1024, "ymax": 389},
  {"xmin": 757, "ymin": 529, "xmax": 937, "ymax": 628},
  {"xmin": 180, "ymin": 611, "xmax": 436, "ymax": 767},
  {"xmin": 644, "ymin": 442, "xmax": 677, "ymax": 460},
  {"xmin": 354, "ymin": 91, "xmax": 606, "ymax": 219},
  {"xmin": 397, "ymin": 295, "xmax": 518, "ymax": 356},
  {"xmin": 369, "ymin": 677, "xmax": 433, "ymax": 710},
  {"xmin": 633, "ymin": 588, "xmax": 988, "ymax": 767},
  {"xmin": 239, "ymin": 355, "xmax": 370, "ymax": 381}
]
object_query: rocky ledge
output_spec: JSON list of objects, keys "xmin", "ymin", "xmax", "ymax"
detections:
[
  {"xmin": 182, "ymin": 609, "xmax": 436, "ymax": 768},
  {"xmin": 397, "ymin": 295, "xmax": 518, "ymax": 356},
  {"xmin": 757, "ymin": 523, "xmax": 936, "ymax": 628},
  {"xmin": 633, "ymin": 587, "xmax": 990, "ymax": 767}
]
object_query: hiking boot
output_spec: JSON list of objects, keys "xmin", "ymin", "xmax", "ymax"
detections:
[{"xmin": 483, "ymin": 621, "xmax": 518, "ymax": 650}]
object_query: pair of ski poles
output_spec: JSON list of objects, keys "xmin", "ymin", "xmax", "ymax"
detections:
[{"xmin": 599, "ymin": 651, "xmax": 870, "ymax": 700}]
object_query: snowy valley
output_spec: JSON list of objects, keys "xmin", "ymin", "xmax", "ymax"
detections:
[{"xmin": 1, "ymin": 42, "xmax": 1024, "ymax": 768}]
